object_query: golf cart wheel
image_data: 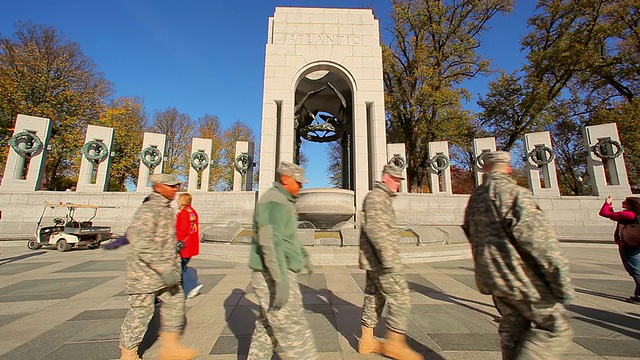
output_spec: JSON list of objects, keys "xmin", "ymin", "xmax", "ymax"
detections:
[
  {"xmin": 27, "ymin": 239, "xmax": 41, "ymax": 250},
  {"xmin": 56, "ymin": 239, "xmax": 71, "ymax": 252}
]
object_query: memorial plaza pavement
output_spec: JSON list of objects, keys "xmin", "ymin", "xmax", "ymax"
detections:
[{"xmin": 0, "ymin": 240, "xmax": 638, "ymax": 360}]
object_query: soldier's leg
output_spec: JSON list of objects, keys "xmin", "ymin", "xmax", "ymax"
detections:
[
  {"xmin": 377, "ymin": 269, "xmax": 411, "ymax": 332},
  {"xmin": 156, "ymin": 285, "xmax": 198, "ymax": 359},
  {"xmin": 248, "ymin": 271, "xmax": 278, "ymax": 360},
  {"xmin": 262, "ymin": 271, "xmax": 318, "ymax": 360},
  {"xmin": 120, "ymin": 293, "xmax": 156, "ymax": 350},
  {"xmin": 156, "ymin": 286, "xmax": 185, "ymax": 331},
  {"xmin": 361, "ymin": 270, "xmax": 386, "ymax": 328},
  {"xmin": 493, "ymin": 296, "xmax": 531, "ymax": 360},
  {"xmin": 518, "ymin": 300, "xmax": 573, "ymax": 360}
]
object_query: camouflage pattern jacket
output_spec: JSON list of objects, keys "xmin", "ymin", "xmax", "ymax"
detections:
[
  {"xmin": 463, "ymin": 172, "xmax": 574, "ymax": 303},
  {"xmin": 125, "ymin": 192, "xmax": 181, "ymax": 294},
  {"xmin": 359, "ymin": 181, "xmax": 401, "ymax": 271}
]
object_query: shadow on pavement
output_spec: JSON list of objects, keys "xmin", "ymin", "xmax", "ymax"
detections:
[
  {"xmin": 408, "ymin": 280, "xmax": 500, "ymax": 322},
  {"xmin": 575, "ymin": 287, "xmax": 628, "ymax": 302},
  {"xmin": 224, "ymin": 288, "xmax": 256, "ymax": 359},
  {"xmin": 568, "ymin": 303, "xmax": 640, "ymax": 340},
  {"xmin": 300, "ymin": 283, "xmax": 445, "ymax": 359},
  {"xmin": 0, "ymin": 251, "xmax": 46, "ymax": 265}
]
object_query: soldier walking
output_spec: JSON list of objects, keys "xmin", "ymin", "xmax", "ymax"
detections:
[
  {"xmin": 247, "ymin": 161, "xmax": 317, "ymax": 360},
  {"xmin": 358, "ymin": 164, "xmax": 423, "ymax": 360},
  {"xmin": 119, "ymin": 174, "xmax": 197, "ymax": 360},
  {"xmin": 463, "ymin": 151, "xmax": 574, "ymax": 360}
]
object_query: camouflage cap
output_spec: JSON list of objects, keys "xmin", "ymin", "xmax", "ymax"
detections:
[
  {"xmin": 150, "ymin": 173, "xmax": 180, "ymax": 186},
  {"xmin": 277, "ymin": 161, "xmax": 308, "ymax": 183},
  {"xmin": 382, "ymin": 164, "xmax": 405, "ymax": 179},
  {"xmin": 483, "ymin": 151, "xmax": 512, "ymax": 166}
]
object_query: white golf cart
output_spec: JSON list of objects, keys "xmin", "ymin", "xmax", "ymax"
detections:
[{"xmin": 28, "ymin": 201, "xmax": 116, "ymax": 252}]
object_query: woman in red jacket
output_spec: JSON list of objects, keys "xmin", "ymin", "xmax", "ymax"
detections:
[
  {"xmin": 599, "ymin": 196, "xmax": 640, "ymax": 304},
  {"xmin": 176, "ymin": 193, "xmax": 203, "ymax": 299}
]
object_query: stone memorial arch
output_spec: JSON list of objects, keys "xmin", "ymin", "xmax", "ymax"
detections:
[{"xmin": 258, "ymin": 7, "xmax": 388, "ymax": 227}]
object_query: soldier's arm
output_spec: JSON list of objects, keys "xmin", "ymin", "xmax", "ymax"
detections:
[
  {"xmin": 127, "ymin": 207, "xmax": 174, "ymax": 276},
  {"xmin": 255, "ymin": 201, "xmax": 288, "ymax": 283},
  {"xmin": 363, "ymin": 194, "xmax": 400, "ymax": 268},
  {"xmin": 508, "ymin": 191, "xmax": 574, "ymax": 303}
]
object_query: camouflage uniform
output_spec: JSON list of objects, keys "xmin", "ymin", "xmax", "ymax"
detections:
[
  {"xmin": 247, "ymin": 162, "xmax": 317, "ymax": 360},
  {"xmin": 248, "ymin": 270, "xmax": 316, "ymax": 359},
  {"xmin": 463, "ymin": 164, "xmax": 574, "ymax": 360},
  {"xmin": 119, "ymin": 191, "xmax": 184, "ymax": 350},
  {"xmin": 359, "ymin": 180, "xmax": 411, "ymax": 333}
]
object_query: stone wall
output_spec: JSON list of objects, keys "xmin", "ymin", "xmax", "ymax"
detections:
[
  {"xmin": 393, "ymin": 193, "xmax": 615, "ymax": 244},
  {"xmin": 0, "ymin": 190, "xmax": 615, "ymax": 243},
  {"xmin": 0, "ymin": 191, "xmax": 257, "ymax": 240}
]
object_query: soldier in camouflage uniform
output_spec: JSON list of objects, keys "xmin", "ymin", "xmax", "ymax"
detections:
[
  {"xmin": 358, "ymin": 164, "xmax": 423, "ymax": 360},
  {"xmin": 119, "ymin": 173, "xmax": 197, "ymax": 360},
  {"xmin": 247, "ymin": 161, "xmax": 317, "ymax": 360},
  {"xmin": 463, "ymin": 151, "xmax": 574, "ymax": 360}
]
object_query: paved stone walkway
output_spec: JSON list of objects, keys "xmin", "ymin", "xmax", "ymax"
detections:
[{"xmin": 0, "ymin": 241, "xmax": 638, "ymax": 359}]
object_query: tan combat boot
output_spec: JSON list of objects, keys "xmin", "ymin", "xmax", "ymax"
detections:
[
  {"xmin": 358, "ymin": 325, "xmax": 382, "ymax": 355},
  {"xmin": 382, "ymin": 329, "xmax": 424, "ymax": 360},
  {"xmin": 119, "ymin": 345, "xmax": 142, "ymax": 360},
  {"xmin": 158, "ymin": 331, "xmax": 198, "ymax": 360}
]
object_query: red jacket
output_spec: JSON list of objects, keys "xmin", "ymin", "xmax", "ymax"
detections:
[{"xmin": 176, "ymin": 205, "xmax": 200, "ymax": 258}]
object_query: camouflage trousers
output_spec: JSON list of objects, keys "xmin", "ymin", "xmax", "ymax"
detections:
[
  {"xmin": 119, "ymin": 285, "xmax": 185, "ymax": 350},
  {"xmin": 493, "ymin": 295, "xmax": 573, "ymax": 360},
  {"xmin": 248, "ymin": 270, "xmax": 317, "ymax": 360},
  {"xmin": 361, "ymin": 269, "xmax": 411, "ymax": 333}
]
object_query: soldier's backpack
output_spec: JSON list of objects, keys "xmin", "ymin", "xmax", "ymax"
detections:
[{"xmin": 619, "ymin": 216, "xmax": 640, "ymax": 248}]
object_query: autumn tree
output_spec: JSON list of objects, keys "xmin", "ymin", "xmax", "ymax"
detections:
[
  {"xmin": 479, "ymin": 0, "xmax": 640, "ymax": 188},
  {"xmin": 98, "ymin": 97, "xmax": 146, "ymax": 191},
  {"xmin": 384, "ymin": 0, "xmax": 514, "ymax": 191},
  {"xmin": 149, "ymin": 107, "xmax": 194, "ymax": 177},
  {"xmin": 0, "ymin": 21, "xmax": 112, "ymax": 189},
  {"xmin": 327, "ymin": 141, "xmax": 342, "ymax": 188},
  {"xmin": 220, "ymin": 120, "xmax": 256, "ymax": 190},
  {"xmin": 195, "ymin": 114, "xmax": 225, "ymax": 190}
]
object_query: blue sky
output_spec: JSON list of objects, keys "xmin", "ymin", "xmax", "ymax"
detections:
[{"xmin": 1, "ymin": 0, "xmax": 537, "ymax": 189}]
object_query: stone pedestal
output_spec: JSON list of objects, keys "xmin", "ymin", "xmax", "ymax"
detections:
[
  {"xmin": 187, "ymin": 138, "xmax": 212, "ymax": 192},
  {"xmin": 386, "ymin": 143, "xmax": 408, "ymax": 193},
  {"xmin": 136, "ymin": 133, "xmax": 167, "ymax": 192},
  {"xmin": 524, "ymin": 131, "xmax": 560, "ymax": 197},
  {"xmin": 428, "ymin": 141, "xmax": 452, "ymax": 194},
  {"xmin": 233, "ymin": 141, "xmax": 255, "ymax": 191},
  {"xmin": 584, "ymin": 123, "xmax": 631, "ymax": 197},
  {"xmin": 76, "ymin": 125, "xmax": 114, "ymax": 192},
  {"xmin": 472, "ymin": 137, "xmax": 497, "ymax": 187},
  {"xmin": 0, "ymin": 114, "xmax": 51, "ymax": 192}
]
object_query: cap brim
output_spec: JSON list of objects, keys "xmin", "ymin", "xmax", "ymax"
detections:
[{"xmin": 164, "ymin": 181, "xmax": 181, "ymax": 186}]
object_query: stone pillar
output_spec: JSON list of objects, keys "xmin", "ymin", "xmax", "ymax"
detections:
[
  {"xmin": 0, "ymin": 114, "xmax": 52, "ymax": 192},
  {"xmin": 76, "ymin": 125, "xmax": 114, "ymax": 192},
  {"xmin": 386, "ymin": 143, "xmax": 408, "ymax": 193},
  {"xmin": 257, "ymin": 8, "xmax": 386, "ymax": 219},
  {"xmin": 524, "ymin": 131, "xmax": 560, "ymax": 197},
  {"xmin": 233, "ymin": 141, "xmax": 255, "ymax": 191},
  {"xmin": 428, "ymin": 141, "xmax": 452, "ymax": 194},
  {"xmin": 584, "ymin": 123, "xmax": 631, "ymax": 197},
  {"xmin": 136, "ymin": 133, "xmax": 167, "ymax": 192},
  {"xmin": 472, "ymin": 137, "xmax": 497, "ymax": 187},
  {"xmin": 187, "ymin": 137, "xmax": 212, "ymax": 192}
]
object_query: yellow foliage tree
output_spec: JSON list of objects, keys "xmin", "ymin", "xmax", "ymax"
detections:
[
  {"xmin": 98, "ymin": 97, "xmax": 147, "ymax": 191},
  {"xmin": 0, "ymin": 21, "xmax": 112, "ymax": 189}
]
